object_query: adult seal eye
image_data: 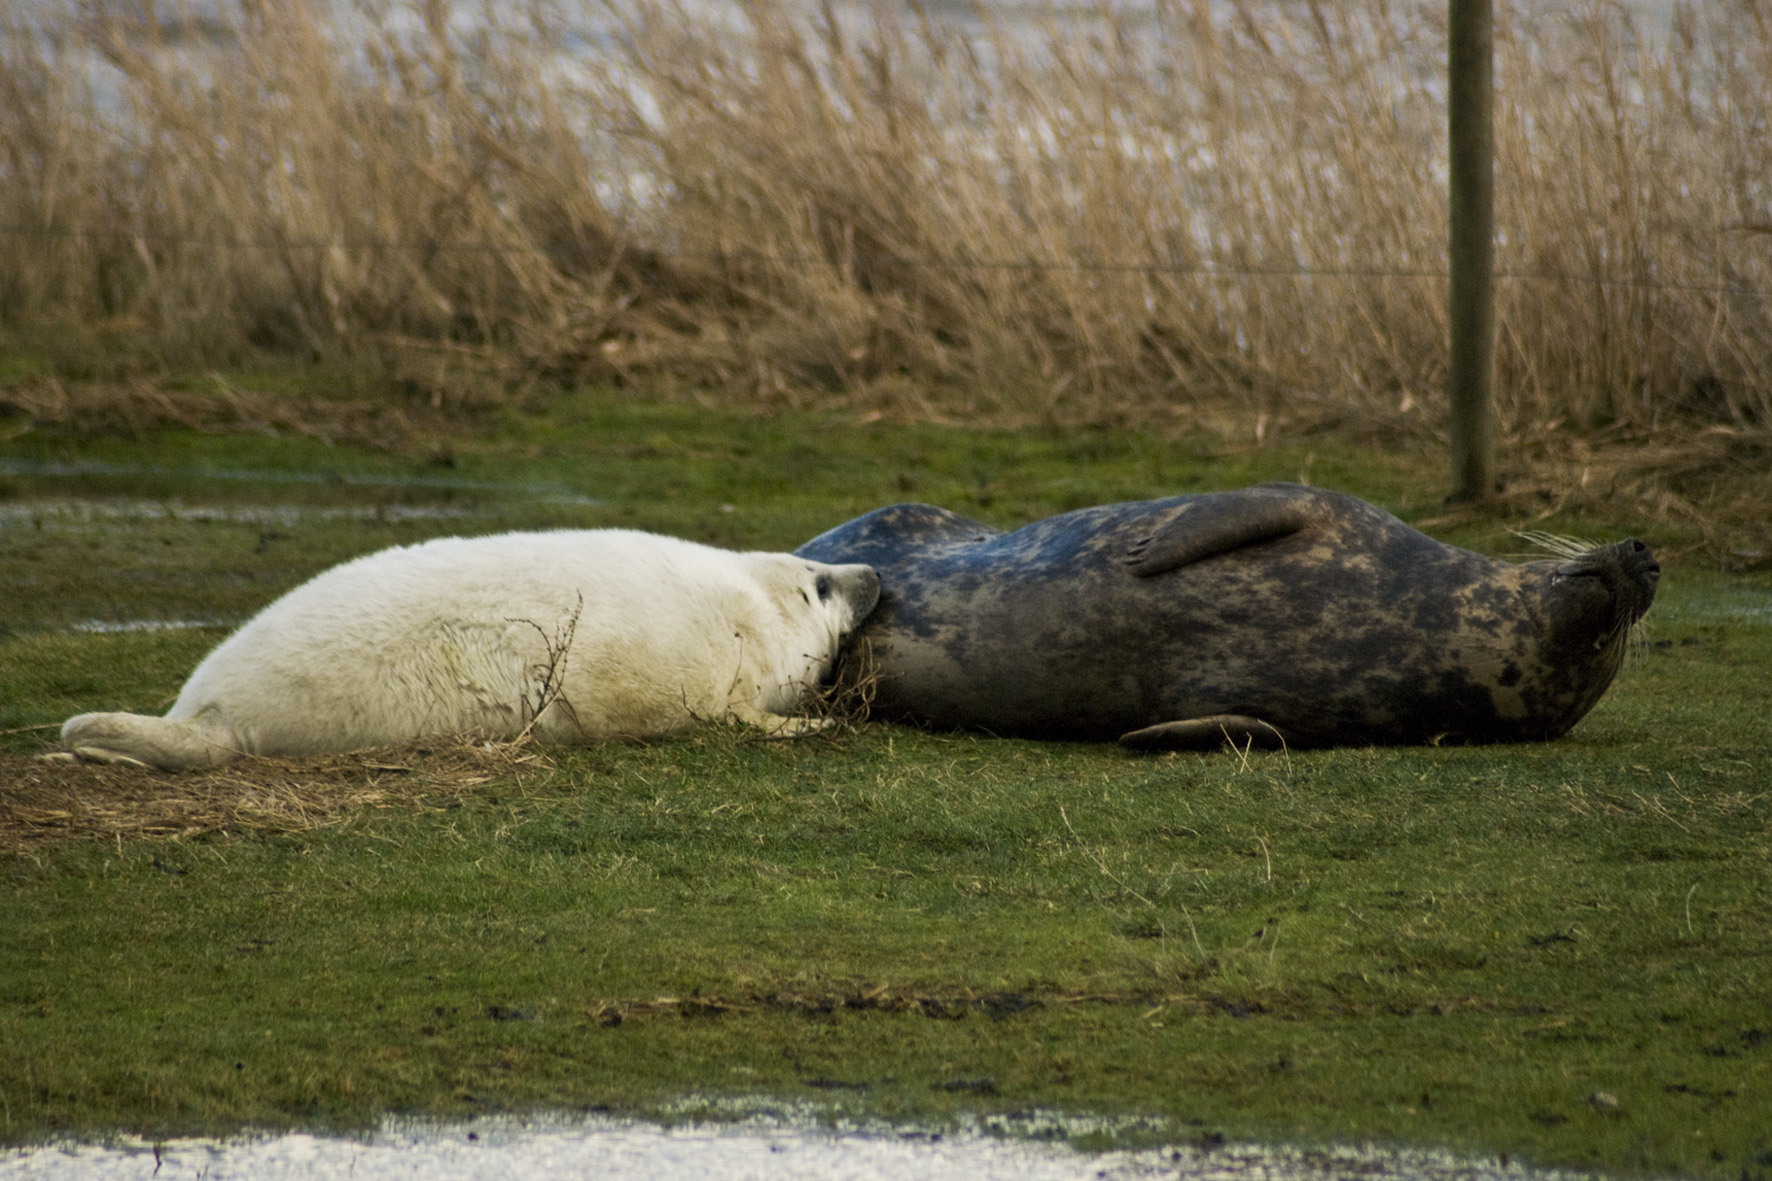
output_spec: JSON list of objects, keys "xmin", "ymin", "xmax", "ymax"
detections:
[{"xmin": 815, "ymin": 574, "xmax": 832, "ymax": 602}]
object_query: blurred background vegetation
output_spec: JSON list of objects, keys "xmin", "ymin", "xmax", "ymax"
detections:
[{"xmin": 0, "ymin": 0, "xmax": 1767, "ymax": 556}]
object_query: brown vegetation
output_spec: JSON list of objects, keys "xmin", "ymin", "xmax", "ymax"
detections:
[
  {"xmin": 1, "ymin": 1, "xmax": 1768, "ymax": 550},
  {"xmin": 0, "ymin": 740, "xmax": 555, "ymax": 848}
]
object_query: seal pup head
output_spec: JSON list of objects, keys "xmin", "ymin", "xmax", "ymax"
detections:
[{"xmin": 748, "ymin": 556, "xmax": 881, "ymax": 711}]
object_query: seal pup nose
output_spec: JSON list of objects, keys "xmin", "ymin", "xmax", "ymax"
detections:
[{"xmin": 840, "ymin": 565, "xmax": 882, "ymax": 618}]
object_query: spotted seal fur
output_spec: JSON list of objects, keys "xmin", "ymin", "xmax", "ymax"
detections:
[{"xmin": 795, "ymin": 483, "xmax": 1658, "ymax": 749}]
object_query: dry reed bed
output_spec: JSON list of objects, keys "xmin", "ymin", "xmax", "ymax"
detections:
[{"xmin": 1, "ymin": 1, "xmax": 1769, "ymax": 548}]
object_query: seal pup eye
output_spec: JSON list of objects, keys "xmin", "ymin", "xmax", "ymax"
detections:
[{"xmin": 815, "ymin": 574, "xmax": 832, "ymax": 602}]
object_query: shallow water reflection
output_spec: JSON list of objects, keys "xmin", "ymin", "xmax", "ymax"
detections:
[
  {"xmin": 3, "ymin": 1114, "xmax": 1592, "ymax": 1181},
  {"xmin": 0, "ymin": 498, "xmax": 506, "ymax": 527},
  {"xmin": 0, "ymin": 459, "xmax": 598, "ymax": 504}
]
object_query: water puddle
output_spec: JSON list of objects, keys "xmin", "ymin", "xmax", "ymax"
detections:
[
  {"xmin": 1705, "ymin": 594, "xmax": 1772, "ymax": 624},
  {"xmin": 0, "ymin": 498, "xmax": 497, "ymax": 527},
  {"xmin": 66, "ymin": 619, "xmax": 228, "ymax": 634},
  {"xmin": 1, "ymin": 1113, "xmax": 1591, "ymax": 1181},
  {"xmin": 1656, "ymin": 586, "xmax": 1772, "ymax": 627},
  {"xmin": 0, "ymin": 459, "xmax": 599, "ymax": 505}
]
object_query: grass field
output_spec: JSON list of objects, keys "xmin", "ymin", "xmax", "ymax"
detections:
[
  {"xmin": 2, "ymin": 386, "xmax": 1769, "ymax": 1177},
  {"xmin": 4, "ymin": 0, "xmax": 1769, "ymax": 1171}
]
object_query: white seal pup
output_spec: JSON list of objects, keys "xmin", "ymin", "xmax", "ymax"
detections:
[{"xmin": 57, "ymin": 530, "xmax": 879, "ymax": 769}]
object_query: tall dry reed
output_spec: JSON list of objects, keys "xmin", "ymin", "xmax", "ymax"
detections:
[{"xmin": 2, "ymin": 1, "xmax": 1769, "ymax": 462}]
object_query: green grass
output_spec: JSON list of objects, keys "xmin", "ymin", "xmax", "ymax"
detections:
[{"xmin": 2, "ymin": 387, "xmax": 1770, "ymax": 1177}]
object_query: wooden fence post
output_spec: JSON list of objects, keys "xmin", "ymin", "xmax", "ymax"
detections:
[{"xmin": 1448, "ymin": 0, "xmax": 1496, "ymax": 501}]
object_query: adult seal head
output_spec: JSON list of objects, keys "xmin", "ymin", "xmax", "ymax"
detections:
[{"xmin": 795, "ymin": 483, "xmax": 1659, "ymax": 750}]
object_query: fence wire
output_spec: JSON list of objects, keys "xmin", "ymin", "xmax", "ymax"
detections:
[{"xmin": 2, "ymin": 222, "xmax": 1768, "ymax": 299}]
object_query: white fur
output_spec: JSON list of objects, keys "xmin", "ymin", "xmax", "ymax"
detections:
[{"xmin": 58, "ymin": 530, "xmax": 878, "ymax": 769}]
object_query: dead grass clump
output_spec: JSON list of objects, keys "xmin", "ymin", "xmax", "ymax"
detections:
[
  {"xmin": 1412, "ymin": 424, "xmax": 1772, "ymax": 564},
  {"xmin": 798, "ymin": 638, "xmax": 883, "ymax": 735},
  {"xmin": 0, "ymin": 740, "xmax": 554, "ymax": 851}
]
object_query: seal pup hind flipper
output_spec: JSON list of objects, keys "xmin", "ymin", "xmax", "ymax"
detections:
[
  {"xmin": 57, "ymin": 710, "xmax": 241, "ymax": 769},
  {"xmin": 1118, "ymin": 715, "xmax": 1296, "ymax": 752}
]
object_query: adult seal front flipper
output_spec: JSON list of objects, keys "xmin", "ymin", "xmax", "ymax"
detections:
[
  {"xmin": 1124, "ymin": 484, "xmax": 1327, "ymax": 577},
  {"xmin": 1118, "ymin": 715, "xmax": 1297, "ymax": 752}
]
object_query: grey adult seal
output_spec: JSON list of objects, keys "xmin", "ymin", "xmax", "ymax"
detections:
[{"xmin": 795, "ymin": 484, "xmax": 1659, "ymax": 749}]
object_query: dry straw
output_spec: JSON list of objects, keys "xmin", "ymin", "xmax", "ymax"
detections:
[
  {"xmin": 0, "ymin": 740, "xmax": 558, "ymax": 850},
  {"xmin": 1, "ymin": 1, "xmax": 1768, "ymax": 544}
]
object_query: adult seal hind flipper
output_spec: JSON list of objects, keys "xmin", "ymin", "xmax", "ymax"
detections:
[{"xmin": 796, "ymin": 483, "xmax": 1659, "ymax": 749}]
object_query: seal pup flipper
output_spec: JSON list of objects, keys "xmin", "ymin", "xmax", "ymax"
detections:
[
  {"xmin": 724, "ymin": 702, "xmax": 837, "ymax": 738},
  {"xmin": 1124, "ymin": 484, "xmax": 1324, "ymax": 577},
  {"xmin": 59, "ymin": 710, "xmax": 242, "ymax": 770},
  {"xmin": 1118, "ymin": 715, "xmax": 1296, "ymax": 752}
]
